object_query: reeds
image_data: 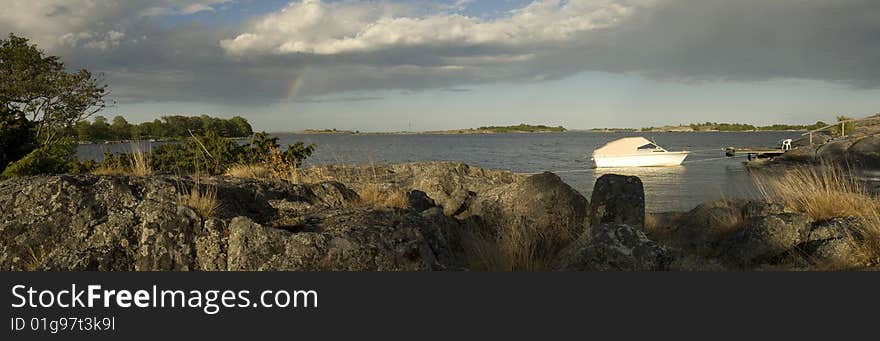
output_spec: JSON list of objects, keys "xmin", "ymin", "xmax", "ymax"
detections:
[
  {"xmin": 91, "ymin": 141, "xmax": 152, "ymax": 176},
  {"xmin": 752, "ymin": 164, "xmax": 880, "ymax": 264},
  {"xmin": 128, "ymin": 141, "xmax": 152, "ymax": 176},
  {"xmin": 357, "ymin": 183, "xmax": 409, "ymax": 209},
  {"xmin": 225, "ymin": 164, "xmax": 271, "ymax": 179},
  {"xmin": 178, "ymin": 182, "xmax": 220, "ymax": 219},
  {"xmin": 752, "ymin": 164, "xmax": 876, "ymax": 221},
  {"xmin": 462, "ymin": 219, "xmax": 580, "ymax": 271}
]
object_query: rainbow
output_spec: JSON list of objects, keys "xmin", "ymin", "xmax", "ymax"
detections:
[{"xmin": 287, "ymin": 73, "xmax": 306, "ymax": 100}]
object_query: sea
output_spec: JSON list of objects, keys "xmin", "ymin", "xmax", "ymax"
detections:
[{"xmin": 77, "ymin": 131, "xmax": 803, "ymax": 212}]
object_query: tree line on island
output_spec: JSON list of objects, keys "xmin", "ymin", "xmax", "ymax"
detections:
[
  {"xmin": 75, "ymin": 114, "xmax": 253, "ymax": 142},
  {"xmin": 0, "ymin": 33, "xmax": 311, "ymax": 179}
]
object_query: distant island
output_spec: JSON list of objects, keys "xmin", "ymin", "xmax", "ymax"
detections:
[
  {"xmin": 298, "ymin": 124, "xmax": 567, "ymax": 135},
  {"xmin": 592, "ymin": 121, "xmax": 830, "ymax": 133}
]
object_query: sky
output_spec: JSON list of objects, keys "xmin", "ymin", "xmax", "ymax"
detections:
[{"xmin": 2, "ymin": 0, "xmax": 880, "ymax": 132}]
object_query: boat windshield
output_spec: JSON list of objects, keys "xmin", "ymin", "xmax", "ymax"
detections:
[{"xmin": 637, "ymin": 143, "xmax": 659, "ymax": 150}]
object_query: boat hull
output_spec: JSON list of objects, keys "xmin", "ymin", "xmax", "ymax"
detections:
[{"xmin": 592, "ymin": 152, "xmax": 689, "ymax": 168}]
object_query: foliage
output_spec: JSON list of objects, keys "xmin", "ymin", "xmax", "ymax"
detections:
[
  {"xmin": 75, "ymin": 114, "xmax": 253, "ymax": 141},
  {"xmin": 687, "ymin": 121, "xmax": 829, "ymax": 132},
  {"xmin": 0, "ymin": 34, "xmax": 108, "ymax": 145},
  {"xmin": 476, "ymin": 124, "xmax": 566, "ymax": 133},
  {"xmin": 836, "ymin": 116, "xmax": 856, "ymax": 135},
  {"xmin": 0, "ymin": 106, "xmax": 37, "ymax": 173},
  {"xmin": 100, "ymin": 132, "xmax": 315, "ymax": 176},
  {"xmin": 1, "ymin": 138, "xmax": 88, "ymax": 177}
]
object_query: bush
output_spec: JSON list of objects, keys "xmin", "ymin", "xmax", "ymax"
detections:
[
  {"xmin": 0, "ymin": 107, "xmax": 37, "ymax": 173},
  {"xmin": 1, "ymin": 139, "xmax": 80, "ymax": 177},
  {"xmin": 101, "ymin": 131, "xmax": 315, "ymax": 177}
]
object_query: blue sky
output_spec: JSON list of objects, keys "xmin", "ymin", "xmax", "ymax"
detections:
[{"xmin": 3, "ymin": 0, "xmax": 879, "ymax": 131}]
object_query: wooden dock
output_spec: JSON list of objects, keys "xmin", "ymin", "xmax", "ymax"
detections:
[{"xmin": 724, "ymin": 147, "xmax": 786, "ymax": 160}]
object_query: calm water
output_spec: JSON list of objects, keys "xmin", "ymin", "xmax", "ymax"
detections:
[{"xmin": 77, "ymin": 131, "xmax": 801, "ymax": 212}]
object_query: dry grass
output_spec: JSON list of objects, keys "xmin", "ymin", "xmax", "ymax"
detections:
[
  {"xmin": 25, "ymin": 245, "xmax": 47, "ymax": 271},
  {"xmin": 179, "ymin": 183, "xmax": 221, "ymax": 218},
  {"xmin": 752, "ymin": 164, "xmax": 880, "ymax": 264},
  {"xmin": 358, "ymin": 184, "xmax": 409, "ymax": 209},
  {"xmin": 753, "ymin": 165, "xmax": 876, "ymax": 221},
  {"xmin": 128, "ymin": 141, "xmax": 152, "ymax": 176},
  {"xmin": 462, "ymin": 219, "xmax": 580, "ymax": 271},
  {"xmin": 90, "ymin": 141, "xmax": 152, "ymax": 176},
  {"xmin": 225, "ymin": 164, "xmax": 271, "ymax": 179}
]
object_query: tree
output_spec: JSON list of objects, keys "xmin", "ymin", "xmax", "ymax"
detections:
[
  {"xmin": 110, "ymin": 115, "xmax": 131, "ymax": 140},
  {"xmin": 0, "ymin": 107, "xmax": 36, "ymax": 172},
  {"xmin": 836, "ymin": 116, "xmax": 856, "ymax": 136},
  {"xmin": 89, "ymin": 115, "xmax": 112, "ymax": 141},
  {"xmin": 0, "ymin": 34, "xmax": 109, "ymax": 145}
]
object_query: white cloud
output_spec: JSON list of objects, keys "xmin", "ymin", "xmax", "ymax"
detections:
[
  {"xmin": 0, "ymin": 0, "xmax": 232, "ymax": 51},
  {"xmin": 221, "ymin": 0, "xmax": 656, "ymax": 56}
]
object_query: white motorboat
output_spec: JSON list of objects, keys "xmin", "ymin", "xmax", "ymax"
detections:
[{"xmin": 591, "ymin": 137, "xmax": 689, "ymax": 168}]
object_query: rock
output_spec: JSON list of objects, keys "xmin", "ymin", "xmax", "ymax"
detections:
[
  {"xmin": 298, "ymin": 162, "xmax": 523, "ymax": 217},
  {"xmin": 797, "ymin": 217, "xmax": 866, "ymax": 267},
  {"xmin": 772, "ymin": 147, "xmax": 816, "ymax": 164},
  {"xmin": 0, "ymin": 174, "xmax": 470, "ymax": 271},
  {"xmin": 555, "ymin": 223, "xmax": 672, "ymax": 271},
  {"xmin": 665, "ymin": 200, "xmax": 786, "ymax": 254},
  {"xmin": 226, "ymin": 209, "xmax": 465, "ymax": 271},
  {"xmin": 589, "ymin": 174, "xmax": 645, "ymax": 228},
  {"xmin": 845, "ymin": 135, "xmax": 880, "ymax": 169},
  {"xmin": 717, "ymin": 213, "xmax": 811, "ymax": 267},
  {"xmin": 461, "ymin": 172, "xmax": 590, "ymax": 246},
  {"xmin": 817, "ymin": 139, "xmax": 855, "ymax": 162},
  {"xmin": 407, "ymin": 190, "xmax": 436, "ymax": 212}
]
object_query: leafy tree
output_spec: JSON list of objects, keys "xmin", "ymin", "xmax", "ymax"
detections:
[
  {"xmin": 836, "ymin": 116, "xmax": 855, "ymax": 135},
  {"xmin": 0, "ymin": 34, "xmax": 109, "ymax": 145},
  {"xmin": 110, "ymin": 115, "xmax": 131, "ymax": 140},
  {"xmin": 88, "ymin": 115, "xmax": 112, "ymax": 141},
  {"xmin": 0, "ymin": 106, "xmax": 36, "ymax": 172}
]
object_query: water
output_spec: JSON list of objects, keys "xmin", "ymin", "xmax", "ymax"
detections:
[{"xmin": 77, "ymin": 131, "xmax": 801, "ymax": 212}]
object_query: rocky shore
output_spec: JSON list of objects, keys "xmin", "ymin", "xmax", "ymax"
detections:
[
  {"xmin": 760, "ymin": 114, "xmax": 880, "ymax": 169},
  {"xmin": 1, "ymin": 162, "xmax": 876, "ymax": 271}
]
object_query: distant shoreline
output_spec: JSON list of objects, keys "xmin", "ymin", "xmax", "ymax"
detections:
[{"xmin": 272, "ymin": 129, "xmax": 808, "ymax": 135}]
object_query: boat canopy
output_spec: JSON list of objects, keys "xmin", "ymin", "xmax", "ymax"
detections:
[{"xmin": 593, "ymin": 137, "xmax": 665, "ymax": 156}]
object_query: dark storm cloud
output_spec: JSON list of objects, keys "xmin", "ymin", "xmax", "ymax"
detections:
[{"xmin": 4, "ymin": 0, "xmax": 879, "ymax": 104}]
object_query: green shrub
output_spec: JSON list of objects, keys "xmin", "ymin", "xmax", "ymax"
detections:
[
  {"xmin": 0, "ymin": 107, "xmax": 37, "ymax": 173},
  {"xmin": 1, "ymin": 139, "xmax": 79, "ymax": 177},
  {"xmin": 98, "ymin": 131, "xmax": 315, "ymax": 176}
]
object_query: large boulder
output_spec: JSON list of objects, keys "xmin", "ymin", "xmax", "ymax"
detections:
[
  {"xmin": 555, "ymin": 223, "xmax": 672, "ymax": 271},
  {"xmin": 226, "ymin": 208, "xmax": 465, "ymax": 271},
  {"xmin": 589, "ymin": 174, "xmax": 645, "ymax": 228},
  {"xmin": 665, "ymin": 200, "xmax": 786, "ymax": 255},
  {"xmin": 795, "ymin": 217, "xmax": 868, "ymax": 268},
  {"xmin": 717, "ymin": 213, "xmax": 811, "ymax": 267},
  {"xmin": 461, "ymin": 172, "xmax": 590, "ymax": 243},
  {"xmin": 816, "ymin": 139, "xmax": 855, "ymax": 162},
  {"xmin": 845, "ymin": 135, "xmax": 880, "ymax": 169}
]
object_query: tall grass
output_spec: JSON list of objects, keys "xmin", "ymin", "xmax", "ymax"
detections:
[
  {"xmin": 357, "ymin": 183, "xmax": 409, "ymax": 209},
  {"xmin": 752, "ymin": 165, "xmax": 876, "ymax": 221},
  {"xmin": 128, "ymin": 141, "xmax": 152, "ymax": 176},
  {"xmin": 178, "ymin": 182, "xmax": 220, "ymax": 218},
  {"xmin": 462, "ymin": 219, "xmax": 580, "ymax": 271},
  {"xmin": 752, "ymin": 164, "xmax": 880, "ymax": 264},
  {"xmin": 92, "ymin": 141, "xmax": 152, "ymax": 176}
]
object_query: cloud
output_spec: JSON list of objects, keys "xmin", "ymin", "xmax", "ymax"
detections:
[
  {"xmin": 0, "ymin": 0, "xmax": 231, "ymax": 50},
  {"xmin": 3, "ymin": 0, "xmax": 880, "ymax": 106},
  {"xmin": 220, "ymin": 0, "xmax": 652, "ymax": 55}
]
